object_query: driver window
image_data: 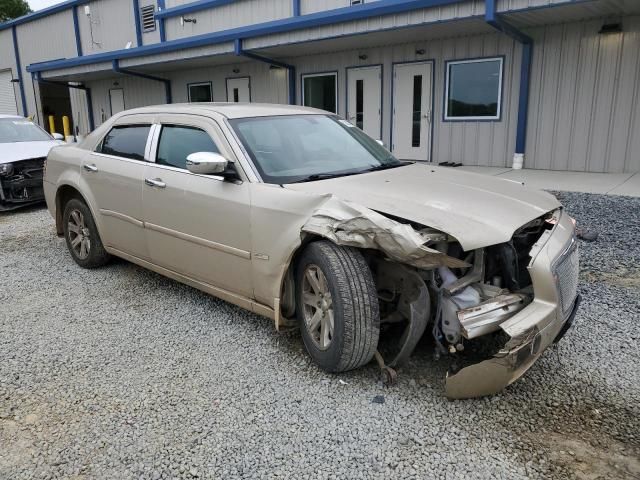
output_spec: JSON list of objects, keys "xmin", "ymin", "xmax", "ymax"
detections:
[{"xmin": 156, "ymin": 125, "xmax": 220, "ymax": 169}]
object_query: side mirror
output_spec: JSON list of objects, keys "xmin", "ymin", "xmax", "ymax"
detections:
[
  {"xmin": 52, "ymin": 133, "xmax": 64, "ymax": 141},
  {"xmin": 186, "ymin": 151, "xmax": 228, "ymax": 175}
]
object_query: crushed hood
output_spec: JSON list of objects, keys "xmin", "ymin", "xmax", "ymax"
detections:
[
  {"xmin": 286, "ymin": 163, "xmax": 560, "ymax": 251},
  {"xmin": 0, "ymin": 140, "xmax": 62, "ymax": 164}
]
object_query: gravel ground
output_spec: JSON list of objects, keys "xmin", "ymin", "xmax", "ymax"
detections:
[{"xmin": 1, "ymin": 192, "xmax": 639, "ymax": 480}]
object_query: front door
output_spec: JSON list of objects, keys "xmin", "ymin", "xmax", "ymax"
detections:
[
  {"xmin": 109, "ymin": 88, "xmax": 125, "ymax": 116},
  {"xmin": 346, "ymin": 66, "xmax": 382, "ymax": 140},
  {"xmin": 142, "ymin": 115, "xmax": 253, "ymax": 298},
  {"xmin": 226, "ymin": 77, "xmax": 251, "ymax": 102},
  {"xmin": 392, "ymin": 61, "xmax": 432, "ymax": 161}
]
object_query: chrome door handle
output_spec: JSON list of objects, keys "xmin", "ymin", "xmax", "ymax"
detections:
[
  {"xmin": 144, "ymin": 178, "xmax": 166, "ymax": 188},
  {"xmin": 83, "ymin": 164, "xmax": 98, "ymax": 172}
]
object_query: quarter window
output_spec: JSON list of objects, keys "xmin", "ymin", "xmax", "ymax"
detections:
[
  {"xmin": 444, "ymin": 57, "xmax": 503, "ymax": 120},
  {"xmin": 156, "ymin": 125, "xmax": 219, "ymax": 170},
  {"xmin": 100, "ymin": 125, "xmax": 151, "ymax": 160},
  {"xmin": 302, "ymin": 73, "xmax": 337, "ymax": 113},
  {"xmin": 188, "ymin": 82, "xmax": 213, "ymax": 102}
]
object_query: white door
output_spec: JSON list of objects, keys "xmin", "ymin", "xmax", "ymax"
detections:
[
  {"xmin": 0, "ymin": 70, "xmax": 18, "ymax": 115},
  {"xmin": 226, "ymin": 77, "xmax": 250, "ymax": 102},
  {"xmin": 109, "ymin": 88, "xmax": 125, "ymax": 116},
  {"xmin": 392, "ymin": 62, "xmax": 432, "ymax": 161},
  {"xmin": 346, "ymin": 66, "xmax": 382, "ymax": 140}
]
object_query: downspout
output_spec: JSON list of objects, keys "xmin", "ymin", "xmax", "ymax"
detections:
[
  {"xmin": 234, "ymin": 38, "xmax": 296, "ymax": 105},
  {"xmin": 72, "ymin": 6, "xmax": 83, "ymax": 56},
  {"xmin": 35, "ymin": 72, "xmax": 95, "ymax": 131},
  {"xmin": 112, "ymin": 59, "xmax": 172, "ymax": 104},
  {"xmin": 11, "ymin": 26, "xmax": 28, "ymax": 116},
  {"xmin": 485, "ymin": 0, "xmax": 532, "ymax": 170},
  {"xmin": 292, "ymin": 0, "xmax": 301, "ymax": 16}
]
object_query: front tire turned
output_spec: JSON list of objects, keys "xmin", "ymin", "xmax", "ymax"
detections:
[
  {"xmin": 296, "ymin": 240, "xmax": 380, "ymax": 373},
  {"xmin": 62, "ymin": 198, "xmax": 111, "ymax": 269}
]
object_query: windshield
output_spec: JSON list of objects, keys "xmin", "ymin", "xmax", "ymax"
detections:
[
  {"xmin": 0, "ymin": 118, "xmax": 53, "ymax": 143},
  {"xmin": 229, "ymin": 114, "xmax": 405, "ymax": 184}
]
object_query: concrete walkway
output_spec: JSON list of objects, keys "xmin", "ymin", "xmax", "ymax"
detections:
[{"xmin": 459, "ymin": 166, "xmax": 640, "ymax": 197}]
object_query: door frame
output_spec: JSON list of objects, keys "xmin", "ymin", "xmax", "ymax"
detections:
[
  {"xmin": 225, "ymin": 76, "xmax": 252, "ymax": 102},
  {"xmin": 345, "ymin": 64, "xmax": 383, "ymax": 140},
  {"xmin": 390, "ymin": 59, "xmax": 435, "ymax": 162}
]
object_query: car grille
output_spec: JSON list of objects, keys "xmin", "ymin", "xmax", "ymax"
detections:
[{"xmin": 554, "ymin": 238, "xmax": 579, "ymax": 316}]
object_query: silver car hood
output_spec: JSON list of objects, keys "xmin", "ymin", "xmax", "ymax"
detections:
[
  {"xmin": 0, "ymin": 140, "xmax": 62, "ymax": 164},
  {"xmin": 286, "ymin": 163, "xmax": 561, "ymax": 251}
]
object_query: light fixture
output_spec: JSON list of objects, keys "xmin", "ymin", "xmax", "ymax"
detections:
[
  {"xmin": 113, "ymin": 81, "xmax": 119, "ymax": 86},
  {"xmin": 358, "ymin": 54, "xmax": 368, "ymax": 60},
  {"xmin": 232, "ymin": 68, "xmax": 240, "ymax": 74},
  {"xmin": 10, "ymin": 78, "xmax": 20, "ymax": 83},
  {"xmin": 415, "ymin": 48, "xmax": 426, "ymax": 55},
  {"xmin": 269, "ymin": 65, "xmax": 282, "ymax": 70},
  {"xmin": 598, "ymin": 23, "xmax": 622, "ymax": 34}
]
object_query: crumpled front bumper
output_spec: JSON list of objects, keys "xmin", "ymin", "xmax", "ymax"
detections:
[{"xmin": 445, "ymin": 210, "xmax": 580, "ymax": 399}]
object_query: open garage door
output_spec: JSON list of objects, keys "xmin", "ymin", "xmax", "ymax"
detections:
[{"xmin": 0, "ymin": 70, "xmax": 18, "ymax": 115}]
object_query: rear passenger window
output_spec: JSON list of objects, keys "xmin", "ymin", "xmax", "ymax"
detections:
[
  {"xmin": 100, "ymin": 125, "xmax": 150, "ymax": 161},
  {"xmin": 156, "ymin": 125, "xmax": 219, "ymax": 170}
]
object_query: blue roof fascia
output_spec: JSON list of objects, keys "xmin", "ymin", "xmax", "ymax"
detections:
[
  {"xmin": 0, "ymin": 0, "xmax": 91, "ymax": 31},
  {"xmin": 155, "ymin": 0, "xmax": 241, "ymax": 19},
  {"xmin": 27, "ymin": 0, "xmax": 465, "ymax": 73}
]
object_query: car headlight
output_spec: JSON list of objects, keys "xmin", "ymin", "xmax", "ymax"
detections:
[{"xmin": 0, "ymin": 163, "xmax": 14, "ymax": 177}]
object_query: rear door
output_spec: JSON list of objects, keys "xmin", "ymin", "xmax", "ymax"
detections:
[
  {"xmin": 82, "ymin": 114, "xmax": 152, "ymax": 259},
  {"xmin": 142, "ymin": 114, "xmax": 253, "ymax": 297}
]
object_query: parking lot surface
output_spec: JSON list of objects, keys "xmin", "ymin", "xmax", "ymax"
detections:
[{"xmin": 1, "ymin": 192, "xmax": 639, "ymax": 480}]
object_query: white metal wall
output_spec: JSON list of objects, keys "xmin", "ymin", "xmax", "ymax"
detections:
[
  {"xmin": 77, "ymin": 0, "xmax": 138, "ymax": 54},
  {"xmin": 525, "ymin": 16, "xmax": 640, "ymax": 173}
]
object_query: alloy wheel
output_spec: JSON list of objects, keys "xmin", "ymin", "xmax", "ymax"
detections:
[{"xmin": 302, "ymin": 264, "xmax": 334, "ymax": 350}]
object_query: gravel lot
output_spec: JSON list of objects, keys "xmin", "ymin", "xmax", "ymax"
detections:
[{"xmin": 1, "ymin": 192, "xmax": 639, "ymax": 480}]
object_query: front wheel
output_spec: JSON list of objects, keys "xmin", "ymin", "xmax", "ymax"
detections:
[
  {"xmin": 63, "ymin": 198, "xmax": 111, "ymax": 268},
  {"xmin": 296, "ymin": 241, "xmax": 380, "ymax": 373}
]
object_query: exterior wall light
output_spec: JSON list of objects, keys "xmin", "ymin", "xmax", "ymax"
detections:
[
  {"xmin": 358, "ymin": 54, "xmax": 368, "ymax": 60},
  {"xmin": 598, "ymin": 23, "xmax": 622, "ymax": 34},
  {"xmin": 415, "ymin": 49, "xmax": 426, "ymax": 55}
]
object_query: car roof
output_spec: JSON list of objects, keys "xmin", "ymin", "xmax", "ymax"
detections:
[
  {"xmin": 117, "ymin": 103, "xmax": 329, "ymax": 119},
  {"xmin": 0, "ymin": 114, "xmax": 24, "ymax": 120}
]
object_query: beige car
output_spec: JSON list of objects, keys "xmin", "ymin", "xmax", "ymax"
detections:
[{"xmin": 43, "ymin": 104, "xmax": 580, "ymax": 398}]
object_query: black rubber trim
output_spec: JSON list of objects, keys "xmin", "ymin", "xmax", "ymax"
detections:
[{"xmin": 554, "ymin": 294, "xmax": 581, "ymax": 344}]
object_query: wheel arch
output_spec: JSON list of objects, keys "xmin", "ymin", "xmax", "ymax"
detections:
[{"xmin": 54, "ymin": 184, "xmax": 101, "ymax": 238}]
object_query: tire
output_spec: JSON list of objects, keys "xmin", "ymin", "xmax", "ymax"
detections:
[
  {"xmin": 62, "ymin": 198, "xmax": 111, "ymax": 268},
  {"xmin": 295, "ymin": 240, "xmax": 380, "ymax": 373}
]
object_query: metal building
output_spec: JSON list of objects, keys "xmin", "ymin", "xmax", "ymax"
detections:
[{"xmin": 0, "ymin": 0, "xmax": 638, "ymax": 172}]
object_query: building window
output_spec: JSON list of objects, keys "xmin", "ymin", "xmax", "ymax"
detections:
[
  {"xmin": 188, "ymin": 82, "xmax": 213, "ymax": 102},
  {"xmin": 302, "ymin": 73, "xmax": 337, "ymax": 114},
  {"xmin": 444, "ymin": 57, "xmax": 503, "ymax": 121},
  {"xmin": 140, "ymin": 5, "xmax": 156, "ymax": 33}
]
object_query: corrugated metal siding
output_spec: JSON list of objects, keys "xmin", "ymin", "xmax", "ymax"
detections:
[
  {"xmin": 301, "ymin": 0, "xmax": 382, "ymax": 15},
  {"xmin": 78, "ymin": 0, "xmax": 138, "ymax": 54},
  {"xmin": 496, "ymin": 0, "xmax": 574, "ymax": 11},
  {"xmin": 168, "ymin": 62, "xmax": 288, "ymax": 103},
  {"xmin": 244, "ymin": 1, "xmax": 485, "ymax": 50},
  {"xmin": 525, "ymin": 16, "xmax": 640, "ymax": 172},
  {"xmin": 69, "ymin": 85, "xmax": 90, "ymax": 135},
  {"xmin": 0, "ymin": 29, "xmax": 15, "ymax": 70},
  {"xmin": 285, "ymin": 30, "xmax": 519, "ymax": 167},
  {"xmin": 16, "ymin": 10, "xmax": 77, "ymax": 122},
  {"xmin": 88, "ymin": 75, "xmax": 166, "ymax": 126},
  {"xmin": 164, "ymin": 0, "xmax": 291, "ymax": 41}
]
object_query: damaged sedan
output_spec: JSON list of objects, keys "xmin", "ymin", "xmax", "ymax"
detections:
[
  {"xmin": 0, "ymin": 115, "xmax": 64, "ymax": 211},
  {"xmin": 43, "ymin": 104, "xmax": 580, "ymax": 398}
]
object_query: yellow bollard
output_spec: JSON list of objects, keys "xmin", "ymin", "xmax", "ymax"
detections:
[
  {"xmin": 48, "ymin": 115, "xmax": 56, "ymax": 134},
  {"xmin": 62, "ymin": 116, "xmax": 71, "ymax": 139}
]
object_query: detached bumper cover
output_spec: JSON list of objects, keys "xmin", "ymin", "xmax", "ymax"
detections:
[
  {"xmin": 445, "ymin": 210, "xmax": 579, "ymax": 399},
  {"xmin": 0, "ymin": 158, "xmax": 45, "ymax": 210}
]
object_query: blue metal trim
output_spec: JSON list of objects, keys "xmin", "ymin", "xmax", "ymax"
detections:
[
  {"xmin": 11, "ymin": 26, "xmax": 27, "ymax": 116},
  {"xmin": 35, "ymin": 72, "xmax": 95, "ymax": 130},
  {"xmin": 157, "ymin": 0, "xmax": 166, "ymax": 41},
  {"xmin": 235, "ymin": 38, "xmax": 296, "ymax": 104},
  {"xmin": 155, "ymin": 0, "xmax": 240, "ymax": 19},
  {"xmin": 112, "ymin": 59, "xmax": 172, "ymax": 103},
  {"xmin": 27, "ymin": 0, "xmax": 468, "ymax": 73},
  {"xmin": 300, "ymin": 70, "xmax": 339, "ymax": 114},
  {"xmin": 389, "ymin": 59, "xmax": 435, "ymax": 162},
  {"xmin": 0, "ymin": 0, "xmax": 92, "ymax": 31},
  {"xmin": 485, "ymin": 0, "xmax": 532, "ymax": 154},
  {"xmin": 292, "ymin": 0, "xmax": 301, "ymax": 16},
  {"xmin": 72, "ymin": 6, "xmax": 83, "ymax": 56},
  {"xmin": 345, "ymin": 64, "xmax": 383, "ymax": 141},
  {"xmin": 133, "ymin": 0, "xmax": 143, "ymax": 47},
  {"xmin": 442, "ymin": 55, "xmax": 505, "ymax": 123}
]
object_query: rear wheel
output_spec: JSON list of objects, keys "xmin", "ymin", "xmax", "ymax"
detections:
[
  {"xmin": 63, "ymin": 198, "xmax": 110, "ymax": 268},
  {"xmin": 296, "ymin": 241, "xmax": 380, "ymax": 373}
]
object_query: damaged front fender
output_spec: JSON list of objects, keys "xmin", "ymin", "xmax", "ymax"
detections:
[{"xmin": 301, "ymin": 198, "xmax": 469, "ymax": 270}]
